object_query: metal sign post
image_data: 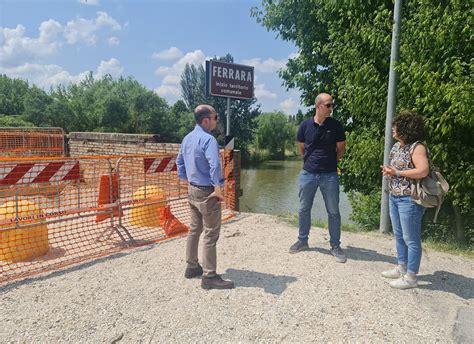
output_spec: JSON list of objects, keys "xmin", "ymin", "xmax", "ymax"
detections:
[
  {"xmin": 380, "ymin": 0, "xmax": 403, "ymax": 233},
  {"xmin": 226, "ymin": 97, "xmax": 231, "ymax": 137}
]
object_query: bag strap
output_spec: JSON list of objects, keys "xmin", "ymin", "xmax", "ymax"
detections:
[{"xmin": 410, "ymin": 141, "xmax": 434, "ymax": 172}]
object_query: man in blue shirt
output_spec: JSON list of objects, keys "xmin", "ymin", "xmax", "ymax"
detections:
[
  {"xmin": 289, "ymin": 93, "xmax": 347, "ymax": 263},
  {"xmin": 177, "ymin": 104, "xmax": 234, "ymax": 290}
]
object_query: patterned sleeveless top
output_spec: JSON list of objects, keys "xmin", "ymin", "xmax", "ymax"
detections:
[{"xmin": 388, "ymin": 142, "xmax": 417, "ymax": 196}]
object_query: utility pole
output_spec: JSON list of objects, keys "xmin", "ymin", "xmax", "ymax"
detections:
[{"xmin": 380, "ymin": 0, "xmax": 403, "ymax": 233}]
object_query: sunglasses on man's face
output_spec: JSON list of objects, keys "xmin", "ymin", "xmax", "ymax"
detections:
[{"xmin": 322, "ymin": 103, "xmax": 334, "ymax": 109}]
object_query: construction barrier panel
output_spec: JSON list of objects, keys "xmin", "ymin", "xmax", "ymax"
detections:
[
  {"xmin": 0, "ymin": 127, "xmax": 65, "ymax": 157},
  {"xmin": 0, "ymin": 153, "xmax": 237, "ymax": 284}
]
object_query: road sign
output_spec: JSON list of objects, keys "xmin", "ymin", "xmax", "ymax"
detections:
[{"xmin": 206, "ymin": 60, "xmax": 254, "ymax": 100}]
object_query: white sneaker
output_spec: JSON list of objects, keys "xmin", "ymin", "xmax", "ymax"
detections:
[
  {"xmin": 389, "ymin": 275, "xmax": 418, "ymax": 289},
  {"xmin": 381, "ymin": 265, "xmax": 407, "ymax": 279}
]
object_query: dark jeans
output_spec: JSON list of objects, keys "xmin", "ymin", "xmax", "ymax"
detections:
[{"xmin": 298, "ymin": 170, "xmax": 341, "ymax": 247}]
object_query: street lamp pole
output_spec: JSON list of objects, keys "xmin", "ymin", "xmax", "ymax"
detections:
[{"xmin": 380, "ymin": 0, "xmax": 403, "ymax": 233}]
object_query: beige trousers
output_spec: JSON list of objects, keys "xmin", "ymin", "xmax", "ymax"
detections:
[{"xmin": 186, "ymin": 185, "xmax": 221, "ymax": 278}]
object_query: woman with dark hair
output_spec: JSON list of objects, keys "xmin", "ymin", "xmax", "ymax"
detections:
[{"xmin": 380, "ymin": 111, "xmax": 429, "ymax": 289}]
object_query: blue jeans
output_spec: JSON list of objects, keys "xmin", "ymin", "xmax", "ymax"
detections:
[
  {"xmin": 298, "ymin": 170, "xmax": 341, "ymax": 247},
  {"xmin": 389, "ymin": 195, "xmax": 425, "ymax": 274}
]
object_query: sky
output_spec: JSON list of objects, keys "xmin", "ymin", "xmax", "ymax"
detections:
[{"xmin": 0, "ymin": 0, "xmax": 307, "ymax": 115}]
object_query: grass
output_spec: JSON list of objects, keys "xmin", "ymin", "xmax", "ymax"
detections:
[{"xmin": 276, "ymin": 213, "xmax": 474, "ymax": 257}]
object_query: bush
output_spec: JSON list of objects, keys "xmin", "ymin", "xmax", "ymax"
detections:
[{"xmin": 348, "ymin": 191, "xmax": 381, "ymax": 231}]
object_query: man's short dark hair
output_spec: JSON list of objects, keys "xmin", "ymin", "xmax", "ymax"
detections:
[
  {"xmin": 392, "ymin": 111, "xmax": 426, "ymax": 144},
  {"xmin": 194, "ymin": 106, "xmax": 213, "ymax": 124}
]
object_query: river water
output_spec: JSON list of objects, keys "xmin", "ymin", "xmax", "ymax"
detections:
[{"xmin": 239, "ymin": 158, "xmax": 352, "ymax": 224}]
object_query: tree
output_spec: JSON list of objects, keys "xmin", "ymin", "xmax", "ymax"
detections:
[
  {"xmin": 0, "ymin": 115, "xmax": 34, "ymax": 127},
  {"xmin": 23, "ymin": 85, "xmax": 52, "ymax": 126},
  {"xmin": 255, "ymin": 111, "xmax": 296, "ymax": 159},
  {"xmin": 170, "ymin": 100, "xmax": 195, "ymax": 142},
  {"xmin": 295, "ymin": 109, "xmax": 305, "ymax": 124},
  {"xmin": 253, "ymin": 0, "xmax": 473, "ymax": 243},
  {"xmin": 180, "ymin": 64, "xmax": 207, "ymax": 111},
  {"xmin": 0, "ymin": 75, "xmax": 29, "ymax": 116}
]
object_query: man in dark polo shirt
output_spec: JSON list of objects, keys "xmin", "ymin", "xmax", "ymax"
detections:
[{"xmin": 289, "ymin": 92, "xmax": 347, "ymax": 263}]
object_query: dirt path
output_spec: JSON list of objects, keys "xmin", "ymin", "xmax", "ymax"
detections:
[{"xmin": 1, "ymin": 213, "xmax": 472, "ymax": 343}]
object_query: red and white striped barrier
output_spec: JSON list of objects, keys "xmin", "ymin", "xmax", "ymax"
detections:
[
  {"xmin": 144, "ymin": 157, "xmax": 177, "ymax": 174},
  {"xmin": 0, "ymin": 161, "xmax": 81, "ymax": 186}
]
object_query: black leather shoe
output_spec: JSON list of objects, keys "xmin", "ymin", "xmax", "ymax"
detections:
[
  {"xmin": 201, "ymin": 275, "xmax": 234, "ymax": 290},
  {"xmin": 184, "ymin": 264, "xmax": 203, "ymax": 279}
]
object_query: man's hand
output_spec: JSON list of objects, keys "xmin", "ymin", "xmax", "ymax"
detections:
[{"xmin": 209, "ymin": 186, "xmax": 225, "ymax": 202}]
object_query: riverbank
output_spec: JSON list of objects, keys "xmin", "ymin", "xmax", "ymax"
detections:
[{"xmin": 1, "ymin": 213, "xmax": 472, "ymax": 342}]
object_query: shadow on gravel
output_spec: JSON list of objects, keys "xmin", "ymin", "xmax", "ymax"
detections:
[
  {"xmin": 418, "ymin": 271, "xmax": 474, "ymax": 300},
  {"xmin": 308, "ymin": 245, "xmax": 396, "ymax": 264},
  {"xmin": 222, "ymin": 268, "xmax": 297, "ymax": 295}
]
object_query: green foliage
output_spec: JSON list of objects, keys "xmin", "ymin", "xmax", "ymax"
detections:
[
  {"xmin": 0, "ymin": 73, "xmax": 177, "ymax": 140},
  {"xmin": 170, "ymin": 100, "xmax": 195, "ymax": 142},
  {"xmin": 255, "ymin": 111, "xmax": 296, "ymax": 159},
  {"xmin": 0, "ymin": 115, "xmax": 34, "ymax": 127},
  {"xmin": 254, "ymin": 0, "xmax": 473, "ymax": 246},
  {"xmin": 295, "ymin": 109, "xmax": 305, "ymax": 124},
  {"xmin": 348, "ymin": 191, "xmax": 382, "ymax": 231},
  {"xmin": 0, "ymin": 75, "xmax": 29, "ymax": 116}
]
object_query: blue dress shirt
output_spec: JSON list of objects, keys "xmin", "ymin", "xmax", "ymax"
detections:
[{"xmin": 176, "ymin": 125, "xmax": 224, "ymax": 186}]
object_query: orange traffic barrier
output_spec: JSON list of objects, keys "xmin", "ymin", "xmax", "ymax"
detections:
[
  {"xmin": 96, "ymin": 173, "xmax": 121, "ymax": 223},
  {"xmin": 157, "ymin": 206, "xmax": 188, "ymax": 236}
]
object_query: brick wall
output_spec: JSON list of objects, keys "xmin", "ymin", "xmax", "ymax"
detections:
[{"xmin": 68, "ymin": 132, "xmax": 181, "ymax": 156}]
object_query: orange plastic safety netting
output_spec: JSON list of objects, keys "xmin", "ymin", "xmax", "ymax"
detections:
[
  {"xmin": 0, "ymin": 127, "xmax": 65, "ymax": 157},
  {"xmin": 0, "ymin": 153, "xmax": 238, "ymax": 284}
]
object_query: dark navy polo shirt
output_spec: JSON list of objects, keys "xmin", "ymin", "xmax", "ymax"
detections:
[{"xmin": 297, "ymin": 117, "xmax": 346, "ymax": 173}]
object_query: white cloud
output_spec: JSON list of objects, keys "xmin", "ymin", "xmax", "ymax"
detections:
[
  {"xmin": 255, "ymin": 83, "xmax": 277, "ymax": 100},
  {"xmin": 96, "ymin": 58, "xmax": 123, "ymax": 78},
  {"xmin": 1, "ymin": 12, "xmax": 123, "ymax": 69},
  {"xmin": 153, "ymin": 49, "xmax": 207, "ymax": 103},
  {"xmin": 64, "ymin": 12, "xmax": 121, "ymax": 45},
  {"xmin": 1, "ymin": 58, "xmax": 124, "ymax": 89},
  {"xmin": 241, "ymin": 57, "xmax": 286, "ymax": 73},
  {"xmin": 0, "ymin": 63, "xmax": 88, "ymax": 88},
  {"xmin": 162, "ymin": 74, "xmax": 180, "ymax": 85},
  {"xmin": 152, "ymin": 46, "xmax": 183, "ymax": 61},
  {"xmin": 78, "ymin": 0, "xmax": 100, "ymax": 5},
  {"xmin": 173, "ymin": 50, "xmax": 206, "ymax": 70},
  {"xmin": 279, "ymin": 97, "xmax": 298, "ymax": 114},
  {"xmin": 95, "ymin": 11, "xmax": 121, "ymax": 31},
  {"xmin": 154, "ymin": 85, "xmax": 181, "ymax": 99},
  {"xmin": 0, "ymin": 22, "xmax": 62, "ymax": 67},
  {"xmin": 64, "ymin": 18, "xmax": 98, "ymax": 45},
  {"xmin": 108, "ymin": 36, "xmax": 120, "ymax": 46},
  {"xmin": 154, "ymin": 66, "xmax": 170, "ymax": 76}
]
